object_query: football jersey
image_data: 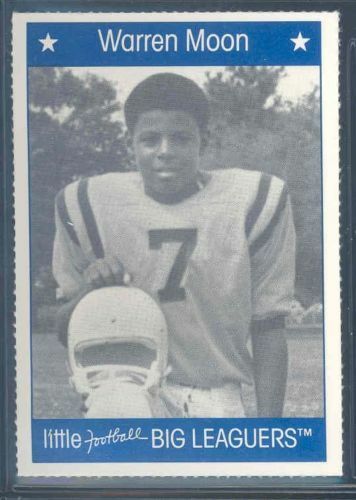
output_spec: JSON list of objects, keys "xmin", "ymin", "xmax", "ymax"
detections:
[{"xmin": 53, "ymin": 169, "xmax": 295, "ymax": 388}]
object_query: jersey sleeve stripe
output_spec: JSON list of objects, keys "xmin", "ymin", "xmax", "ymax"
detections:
[
  {"xmin": 77, "ymin": 178, "xmax": 104, "ymax": 259},
  {"xmin": 55, "ymin": 188, "xmax": 80, "ymax": 246},
  {"xmin": 250, "ymin": 184, "xmax": 288, "ymax": 256},
  {"xmin": 245, "ymin": 173, "xmax": 271, "ymax": 237},
  {"xmin": 251, "ymin": 314, "xmax": 286, "ymax": 334}
]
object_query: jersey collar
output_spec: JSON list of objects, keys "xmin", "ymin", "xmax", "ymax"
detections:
[{"xmin": 144, "ymin": 171, "xmax": 210, "ymax": 205}]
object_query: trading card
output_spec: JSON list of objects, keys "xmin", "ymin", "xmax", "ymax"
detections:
[{"xmin": 12, "ymin": 11, "xmax": 342, "ymax": 477}]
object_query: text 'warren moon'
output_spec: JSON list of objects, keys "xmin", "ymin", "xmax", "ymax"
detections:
[{"xmin": 97, "ymin": 28, "xmax": 249, "ymax": 53}]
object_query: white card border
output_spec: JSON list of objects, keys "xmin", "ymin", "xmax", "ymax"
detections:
[{"xmin": 12, "ymin": 10, "xmax": 342, "ymax": 478}]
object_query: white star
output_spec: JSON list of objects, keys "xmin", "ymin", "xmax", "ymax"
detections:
[
  {"xmin": 38, "ymin": 33, "xmax": 58, "ymax": 52},
  {"xmin": 290, "ymin": 32, "xmax": 310, "ymax": 52}
]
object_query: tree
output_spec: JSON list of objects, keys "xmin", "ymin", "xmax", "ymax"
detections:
[
  {"xmin": 202, "ymin": 67, "xmax": 285, "ymax": 173},
  {"xmin": 279, "ymin": 90, "xmax": 322, "ymax": 303}
]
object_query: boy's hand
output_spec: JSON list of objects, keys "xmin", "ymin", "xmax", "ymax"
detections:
[{"xmin": 83, "ymin": 257, "xmax": 130, "ymax": 288}]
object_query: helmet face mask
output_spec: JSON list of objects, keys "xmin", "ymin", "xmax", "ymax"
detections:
[
  {"xmin": 67, "ymin": 287, "xmax": 168, "ymax": 398},
  {"xmin": 74, "ymin": 338, "xmax": 157, "ymax": 369}
]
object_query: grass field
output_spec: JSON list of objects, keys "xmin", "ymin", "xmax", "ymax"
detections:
[{"xmin": 32, "ymin": 328, "xmax": 323, "ymax": 418}]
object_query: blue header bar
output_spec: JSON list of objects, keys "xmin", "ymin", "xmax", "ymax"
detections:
[{"xmin": 28, "ymin": 22, "xmax": 321, "ymax": 66}]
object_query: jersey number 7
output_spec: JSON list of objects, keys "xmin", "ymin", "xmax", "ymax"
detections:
[{"xmin": 149, "ymin": 228, "xmax": 198, "ymax": 303}]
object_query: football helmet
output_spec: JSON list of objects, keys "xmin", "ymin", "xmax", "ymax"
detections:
[{"xmin": 67, "ymin": 286, "xmax": 169, "ymax": 416}]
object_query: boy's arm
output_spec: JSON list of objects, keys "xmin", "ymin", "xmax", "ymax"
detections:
[
  {"xmin": 251, "ymin": 327, "xmax": 288, "ymax": 417},
  {"xmin": 53, "ymin": 187, "xmax": 128, "ymax": 345},
  {"xmin": 53, "ymin": 187, "xmax": 90, "ymax": 301},
  {"xmin": 249, "ymin": 180, "xmax": 295, "ymax": 417}
]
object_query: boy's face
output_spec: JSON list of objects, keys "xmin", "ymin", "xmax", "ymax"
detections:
[{"xmin": 132, "ymin": 109, "xmax": 202, "ymax": 198}]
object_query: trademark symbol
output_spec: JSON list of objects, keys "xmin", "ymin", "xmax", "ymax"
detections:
[{"xmin": 297, "ymin": 428, "xmax": 313, "ymax": 437}]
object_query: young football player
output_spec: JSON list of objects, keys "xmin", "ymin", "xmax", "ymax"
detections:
[{"xmin": 54, "ymin": 72, "xmax": 295, "ymax": 418}]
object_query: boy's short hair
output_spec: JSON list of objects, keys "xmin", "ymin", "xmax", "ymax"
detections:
[{"xmin": 124, "ymin": 73, "xmax": 210, "ymax": 135}]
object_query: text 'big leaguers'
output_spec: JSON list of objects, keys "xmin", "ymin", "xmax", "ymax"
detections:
[{"xmin": 53, "ymin": 73, "xmax": 296, "ymax": 418}]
